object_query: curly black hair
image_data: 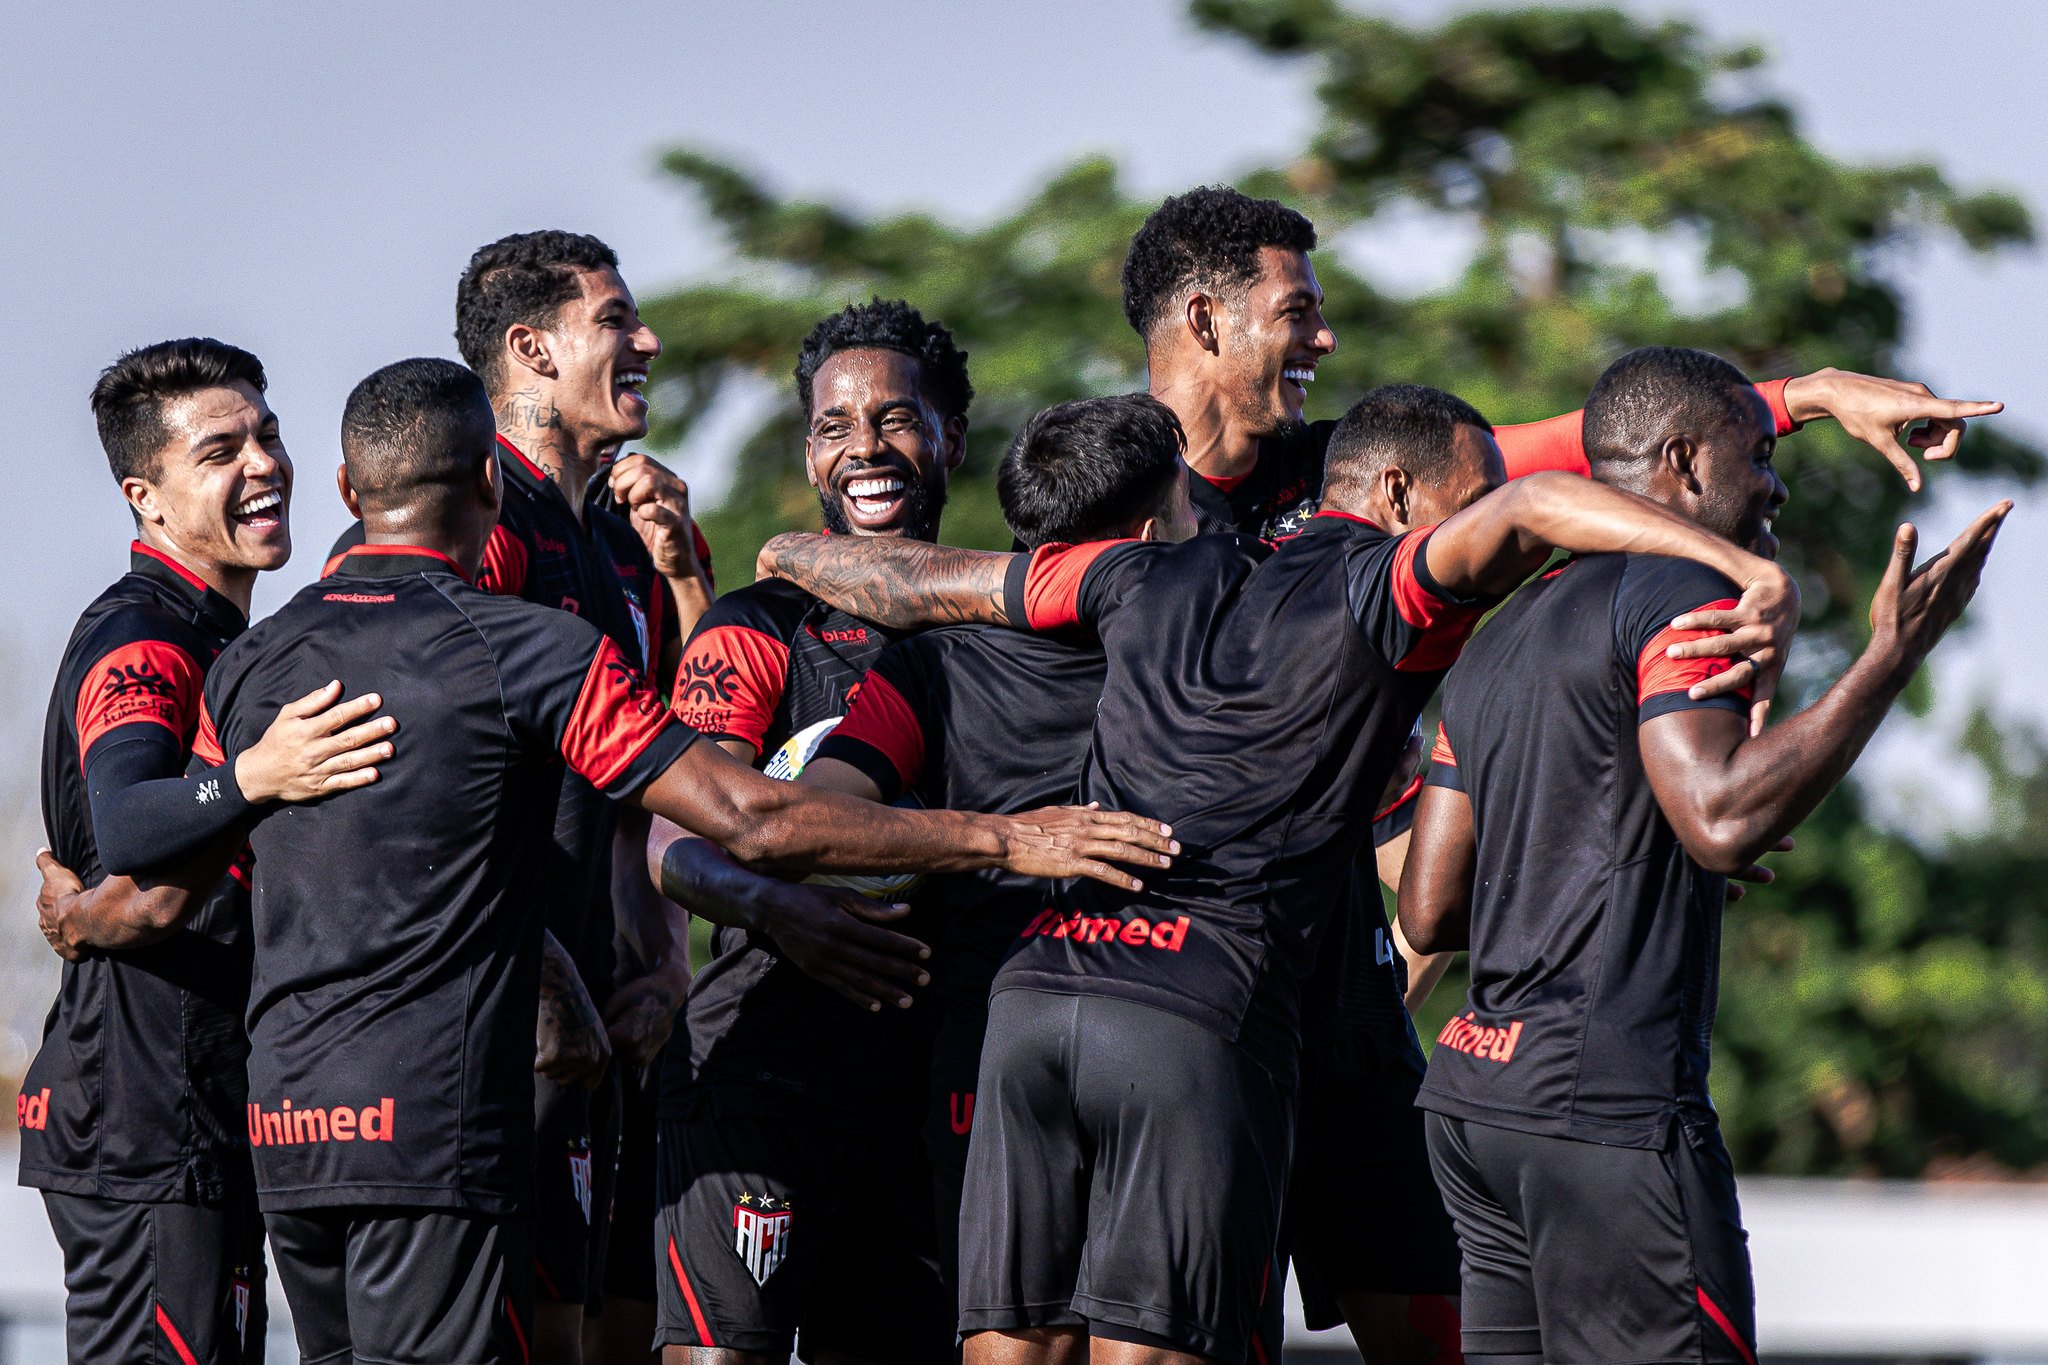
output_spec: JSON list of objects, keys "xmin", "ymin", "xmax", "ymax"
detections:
[
  {"xmin": 454, "ymin": 230, "xmax": 619, "ymax": 393},
  {"xmin": 1582, "ymin": 347, "xmax": 1758, "ymax": 473},
  {"xmin": 793, "ymin": 298, "xmax": 973, "ymax": 423},
  {"xmin": 1120, "ymin": 187, "xmax": 1318, "ymax": 337}
]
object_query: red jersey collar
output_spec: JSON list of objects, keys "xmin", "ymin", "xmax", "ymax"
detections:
[
  {"xmin": 129, "ymin": 539, "xmax": 213, "ymax": 594},
  {"xmin": 496, "ymin": 434, "xmax": 552, "ymax": 485},
  {"xmin": 333, "ymin": 542, "xmax": 474, "ymax": 584}
]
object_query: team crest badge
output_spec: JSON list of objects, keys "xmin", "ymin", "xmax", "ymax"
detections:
[
  {"xmin": 231, "ymin": 1268, "xmax": 252, "ymax": 1346},
  {"xmin": 732, "ymin": 1192, "xmax": 793, "ymax": 1285},
  {"xmin": 568, "ymin": 1141, "xmax": 594, "ymax": 1223}
]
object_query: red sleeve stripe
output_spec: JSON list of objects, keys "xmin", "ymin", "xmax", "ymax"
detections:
[
  {"xmin": 476, "ymin": 524, "xmax": 530, "ymax": 597},
  {"xmin": 1494, "ymin": 410, "xmax": 1592, "ymax": 481},
  {"xmin": 670, "ymin": 624, "xmax": 789, "ymax": 754},
  {"xmin": 561, "ymin": 639, "xmax": 677, "ymax": 789},
  {"xmin": 192, "ymin": 700, "xmax": 225, "ymax": 768},
  {"xmin": 1637, "ymin": 599, "xmax": 1754, "ymax": 703},
  {"xmin": 644, "ymin": 579, "xmax": 669, "ymax": 675},
  {"xmin": 1429, "ymin": 722, "xmax": 1457, "ymax": 769},
  {"xmin": 75, "ymin": 639, "xmax": 203, "ymax": 760},
  {"xmin": 1390, "ymin": 529, "xmax": 1484, "ymax": 672},
  {"xmin": 1021, "ymin": 542, "xmax": 1116, "ymax": 632},
  {"xmin": 832, "ymin": 672, "xmax": 926, "ymax": 791},
  {"xmin": 1754, "ymin": 377, "xmax": 1798, "ymax": 436},
  {"xmin": 1375, "ymin": 772, "xmax": 1424, "ymax": 822}
]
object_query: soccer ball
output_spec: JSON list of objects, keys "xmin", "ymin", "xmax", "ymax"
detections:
[{"xmin": 763, "ymin": 717, "xmax": 926, "ymax": 901}]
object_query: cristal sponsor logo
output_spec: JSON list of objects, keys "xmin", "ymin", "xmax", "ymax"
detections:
[
  {"xmin": 1436, "ymin": 1013, "xmax": 1524, "ymax": 1065},
  {"xmin": 196, "ymin": 779, "xmax": 222, "ymax": 804},
  {"xmin": 677, "ymin": 655, "xmax": 739, "ymax": 706},
  {"xmin": 16, "ymin": 1087, "xmax": 50, "ymax": 1131},
  {"xmin": 322, "ymin": 591, "xmax": 395, "ymax": 604},
  {"xmin": 1018, "ymin": 908, "xmax": 1191, "ymax": 951},
  {"xmin": 246, "ymin": 1096, "xmax": 395, "ymax": 1146},
  {"xmin": 99, "ymin": 660, "xmax": 177, "ymax": 702},
  {"xmin": 732, "ymin": 1191, "xmax": 792, "ymax": 1286}
]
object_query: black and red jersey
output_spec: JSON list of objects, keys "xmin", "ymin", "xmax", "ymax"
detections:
[
  {"xmin": 816, "ymin": 626, "xmax": 1106, "ymax": 1015},
  {"xmin": 993, "ymin": 515, "xmax": 1488, "ymax": 1079},
  {"xmin": 22, "ymin": 543, "xmax": 255, "ymax": 1204},
  {"xmin": 328, "ymin": 436, "xmax": 687, "ymax": 998},
  {"xmin": 662, "ymin": 578, "xmax": 931, "ymax": 1116},
  {"xmin": 1416, "ymin": 553, "xmax": 1752, "ymax": 1147},
  {"xmin": 200, "ymin": 544, "xmax": 691, "ymax": 1213}
]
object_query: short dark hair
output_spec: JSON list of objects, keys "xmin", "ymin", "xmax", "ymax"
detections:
[
  {"xmin": 998, "ymin": 394, "xmax": 1186, "ymax": 548},
  {"xmin": 340, "ymin": 359, "xmax": 496, "ymax": 510},
  {"xmin": 793, "ymin": 298, "xmax": 973, "ymax": 423},
  {"xmin": 1323, "ymin": 383, "xmax": 1493, "ymax": 499},
  {"xmin": 90, "ymin": 338, "xmax": 267, "ymax": 483},
  {"xmin": 1582, "ymin": 347, "xmax": 1759, "ymax": 472},
  {"xmin": 454, "ymin": 230, "xmax": 620, "ymax": 393},
  {"xmin": 1120, "ymin": 187, "xmax": 1318, "ymax": 337}
]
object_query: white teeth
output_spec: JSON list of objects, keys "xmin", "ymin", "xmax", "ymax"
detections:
[
  {"xmin": 616, "ymin": 373, "xmax": 647, "ymax": 388},
  {"xmin": 235, "ymin": 491, "xmax": 281, "ymax": 517},
  {"xmin": 1283, "ymin": 368, "xmax": 1315, "ymax": 384},
  {"xmin": 847, "ymin": 477, "xmax": 905, "ymax": 499}
]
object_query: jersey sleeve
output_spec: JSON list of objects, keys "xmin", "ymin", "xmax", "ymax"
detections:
[
  {"xmin": 1345, "ymin": 528, "xmax": 1491, "ymax": 673},
  {"xmin": 1000, "ymin": 540, "xmax": 1153, "ymax": 632},
  {"xmin": 73, "ymin": 630, "xmax": 205, "ymax": 766},
  {"xmin": 670, "ymin": 590, "xmax": 797, "ymax": 755},
  {"xmin": 474, "ymin": 523, "xmax": 531, "ymax": 598},
  {"xmin": 814, "ymin": 639, "xmax": 940, "ymax": 802},
  {"xmin": 491, "ymin": 603, "xmax": 696, "ymax": 795},
  {"xmin": 1372, "ymin": 773, "xmax": 1424, "ymax": 844},
  {"xmin": 1496, "ymin": 381, "xmax": 1799, "ymax": 482},
  {"xmin": 1613, "ymin": 557, "xmax": 1755, "ymax": 725},
  {"xmin": 1423, "ymin": 721, "xmax": 1463, "ymax": 793}
]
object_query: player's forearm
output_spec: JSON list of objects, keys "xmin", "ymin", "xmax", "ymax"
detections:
[
  {"xmin": 53, "ymin": 875, "xmax": 201, "ymax": 952},
  {"xmin": 733, "ymin": 785, "xmax": 1009, "ymax": 877},
  {"xmin": 612, "ymin": 812, "xmax": 690, "ymax": 977},
  {"xmin": 1395, "ymin": 788, "xmax": 1475, "ymax": 955},
  {"xmin": 86, "ymin": 737, "xmax": 252, "ymax": 877},
  {"xmin": 1508, "ymin": 473, "xmax": 1770, "ymax": 591},
  {"xmin": 651, "ymin": 829, "xmax": 786, "ymax": 933},
  {"xmin": 1659, "ymin": 640, "xmax": 1918, "ymax": 871},
  {"xmin": 664, "ymin": 574, "xmax": 713, "ymax": 654},
  {"xmin": 1392, "ymin": 920, "xmax": 1454, "ymax": 1014},
  {"xmin": 757, "ymin": 533, "xmax": 1016, "ymax": 629}
]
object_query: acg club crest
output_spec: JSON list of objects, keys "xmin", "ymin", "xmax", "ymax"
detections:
[{"xmin": 732, "ymin": 1192, "xmax": 792, "ymax": 1286}]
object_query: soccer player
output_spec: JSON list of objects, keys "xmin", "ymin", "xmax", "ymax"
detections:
[
  {"xmin": 785, "ymin": 392, "xmax": 1196, "ymax": 1307},
  {"xmin": 1398, "ymin": 347, "xmax": 2009, "ymax": 1365},
  {"xmin": 26, "ymin": 338, "xmax": 396, "ymax": 1364},
  {"xmin": 755, "ymin": 381, "xmax": 1796, "ymax": 1365},
  {"xmin": 99, "ymin": 357, "xmax": 1169, "ymax": 1365},
  {"xmin": 1120, "ymin": 184, "xmax": 2003, "ymax": 1361},
  {"xmin": 648, "ymin": 298, "xmax": 976, "ymax": 1365}
]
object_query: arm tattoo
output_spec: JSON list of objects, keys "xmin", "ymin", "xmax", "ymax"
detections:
[{"xmin": 759, "ymin": 534, "xmax": 1017, "ymax": 629}]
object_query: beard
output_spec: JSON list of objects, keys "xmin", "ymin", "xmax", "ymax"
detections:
[{"xmin": 817, "ymin": 464, "xmax": 950, "ymax": 542}]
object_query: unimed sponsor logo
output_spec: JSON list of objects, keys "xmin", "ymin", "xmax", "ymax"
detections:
[
  {"xmin": 16, "ymin": 1087, "xmax": 50, "ymax": 1131},
  {"xmin": 1436, "ymin": 1013, "xmax": 1524, "ymax": 1065},
  {"xmin": 247, "ymin": 1097, "xmax": 395, "ymax": 1146},
  {"xmin": 1018, "ymin": 908, "xmax": 1191, "ymax": 951}
]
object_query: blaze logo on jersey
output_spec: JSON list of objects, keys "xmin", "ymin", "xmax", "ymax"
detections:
[
  {"xmin": 732, "ymin": 1193, "xmax": 793, "ymax": 1286},
  {"xmin": 568, "ymin": 1141, "xmax": 594, "ymax": 1223}
]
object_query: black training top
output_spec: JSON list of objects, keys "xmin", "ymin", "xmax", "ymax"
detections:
[
  {"xmin": 327, "ymin": 436, "xmax": 685, "ymax": 1000},
  {"xmin": 1417, "ymin": 553, "xmax": 1750, "ymax": 1147},
  {"xmin": 21, "ymin": 543, "xmax": 255, "ymax": 1204},
  {"xmin": 1186, "ymin": 421, "xmax": 1334, "ymax": 541},
  {"xmin": 992, "ymin": 514, "xmax": 1488, "ymax": 1080},
  {"xmin": 817, "ymin": 625, "xmax": 1106, "ymax": 1017},
  {"xmin": 201, "ymin": 544, "xmax": 690, "ymax": 1213},
  {"xmin": 662, "ymin": 578, "xmax": 930, "ymax": 1117}
]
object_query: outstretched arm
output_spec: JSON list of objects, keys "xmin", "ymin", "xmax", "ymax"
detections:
[
  {"xmin": 757, "ymin": 535, "xmax": 1019, "ymax": 630},
  {"xmin": 1642, "ymin": 503, "xmax": 2008, "ymax": 873},
  {"xmin": 1424, "ymin": 471, "xmax": 1798, "ymax": 728}
]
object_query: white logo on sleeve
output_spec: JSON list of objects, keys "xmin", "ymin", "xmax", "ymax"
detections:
[{"xmin": 196, "ymin": 779, "xmax": 222, "ymax": 804}]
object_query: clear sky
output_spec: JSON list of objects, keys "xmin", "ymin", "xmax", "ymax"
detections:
[{"xmin": 0, "ymin": 0, "xmax": 2038, "ymax": 846}]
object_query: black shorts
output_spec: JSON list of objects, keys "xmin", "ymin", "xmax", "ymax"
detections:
[
  {"xmin": 1288, "ymin": 1033, "xmax": 1462, "ymax": 1328},
  {"xmin": 958, "ymin": 989, "xmax": 1295, "ymax": 1363},
  {"xmin": 265, "ymin": 1206, "xmax": 533, "ymax": 1365},
  {"xmin": 653, "ymin": 1088, "xmax": 950, "ymax": 1363},
  {"xmin": 43, "ymin": 1189, "xmax": 268, "ymax": 1364},
  {"xmin": 1424, "ymin": 1111, "xmax": 1756, "ymax": 1363},
  {"xmin": 533, "ymin": 1068, "xmax": 621, "ymax": 1308},
  {"xmin": 923, "ymin": 998, "xmax": 988, "ymax": 1299},
  {"xmin": 598, "ymin": 1063, "xmax": 659, "ymax": 1308}
]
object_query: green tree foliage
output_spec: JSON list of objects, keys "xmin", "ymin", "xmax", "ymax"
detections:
[{"xmin": 644, "ymin": 3, "xmax": 2045, "ymax": 1175}]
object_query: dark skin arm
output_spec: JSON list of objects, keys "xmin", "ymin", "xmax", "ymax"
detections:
[
  {"xmin": 602, "ymin": 806, "xmax": 693, "ymax": 1073},
  {"xmin": 1642, "ymin": 504, "xmax": 2009, "ymax": 874},
  {"xmin": 35, "ymin": 846, "xmax": 231, "ymax": 961},
  {"xmin": 536, "ymin": 929, "xmax": 611, "ymax": 1090},
  {"xmin": 630, "ymin": 738, "xmax": 1175, "ymax": 886}
]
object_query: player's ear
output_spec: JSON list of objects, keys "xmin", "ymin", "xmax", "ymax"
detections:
[
  {"xmin": 120, "ymin": 475, "xmax": 162, "ymax": 527},
  {"xmin": 1184, "ymin": 291, "xmax": 1220, "ymax": 356},
  {"xmin": 1136, "ymin": 515, "xmax": 1162, "ymax": 543},
  {"xmin": 941, "ymin": 415, "xmax": 968, "ymax": 471},
  {"xmin": 1663, "ymin": 434, "xmax": 1703, "ymax": 495},
  {"xmin": 1381, "ymin": 466, "xmax": 1414, "ymax": 528},
  {"xmin": 336, "ymin": 464, "xmax": 362, "ymax": 520},
  {"xmin": 476, "ymin": 451, "xmax": 503, "ymax": 512},
  {"xmin": 503, "ymin": 322, "xmax": 556, "ymax": 381}
]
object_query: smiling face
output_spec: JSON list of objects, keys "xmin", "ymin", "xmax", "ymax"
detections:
[
  {"xmin": 804, "ymin": 348, "xmax": 965, "ymax": 540},
  {"xmin": 1691, "ymin": 388, "xmax": 1787, "ymax": 559},
  {"xmin": 123, "ymin": 380, "xmax": 293, "ymax": 574},
  {"xmin": 534, "ymin": 266, "xmax": 661, "ymax": 447},
  {"xmin": 1216, "ymin": 246, "xmax": 1337, "ymax": 440}
]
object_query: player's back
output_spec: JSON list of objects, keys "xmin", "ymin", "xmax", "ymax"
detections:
[{"xmin": 1420, "ymin": 551, "xmax": 1745, "ymax": 1147}]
